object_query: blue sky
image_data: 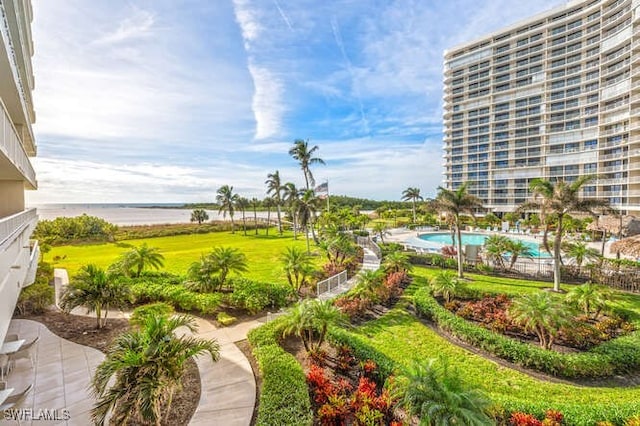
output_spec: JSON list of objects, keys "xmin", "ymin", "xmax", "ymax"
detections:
[{"xmin": 27, "ymin": 0, "xmax": 563, "ymax": 204}]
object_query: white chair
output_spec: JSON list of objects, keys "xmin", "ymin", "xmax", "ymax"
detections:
[
  {"xmin": 3, "ymin": 334, "xmax": 18, "ymax": 343},
  {"xmin": 9, "ymin": 337, "xmax": 39, "ymax": 369},
  {"xmin": 0, "ymin": 355, "xmax": 8, "ymax": 381},
  {"xmin": 0, "ymin": 384, "xmax": 33, "ymax": 425}
]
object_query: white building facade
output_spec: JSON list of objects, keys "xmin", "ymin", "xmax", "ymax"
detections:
[
  {"xmin": 443, "ymin": 0, "xmax": 640, "ymax": 215},
  {"xmin": 0, "ymin": 0, "xmax": 38, "ymax": 341}
]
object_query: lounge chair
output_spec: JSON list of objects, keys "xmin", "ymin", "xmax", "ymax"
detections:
[
  {"xmin": 3, "ymin": 334, "xmax": 18, "ymax": 343},
  {"xmin": 0, "ymin": 355, "xmax": 8, "ymax": 381},
  {"xmin": 8, "ymin": 337, "xmax": 39, "ymax": 369},
  {"xmin": 0, "ymin": 384, "xmax": 33, "ymax": 417}
]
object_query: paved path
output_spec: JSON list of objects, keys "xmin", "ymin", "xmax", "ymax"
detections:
[
  {"xmin": 5, "ymin": 319, "xmax": 104, "ymax": 426},
  {"xmin": 318, "ymin": 246, "xmax": 382, "ymax": 301}
]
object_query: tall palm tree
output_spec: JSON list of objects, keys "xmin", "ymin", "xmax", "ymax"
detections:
[
  {"xmin": 288, "ymin": 139, "xmax": 325, "ymax": 189},
  {"xmin": 283, "ymin": 182, "xmax": 299, "ymax": 240},
  {"xmin": 118, "ymin": 243, "xmax": 165, "ymax": 278},
  {"xmin": 280, "ymin": 246, "xmax": 314, "ymax": 297},
  {"xmin": 91, "ymin": 315, "xmax": 220, "ymax": 426},
  {"xmin": 435, "ymin": 183, "xmax": 484, "ymax": 278},
  {"xmin": 216, "ymin": 185, "xmax": 238, "ymax": 234},
  {"xmin": 263, "ymin": 196, "xmax": 274, "ymax": 236},
  {"xmin": 297, "ymin": 189, "xmax": 321, "ymax": 253},
  {"xmin": 400, "ymin": 359, "xmax": 492, "ymax": 426},
  {"xmin": 236, "ymin": 197, "xmax": 249, "ymax": 236},
  {"xmin": 60, "ymin": 264, "xmax": 130, "ymax": 329},
  {"xmin": 402, "ymin": 187, "xmax": 423, "ymax": 223},
  {"xmin": 508, "ymin": 292, "xmax": 570, "ymax": 349},
  {"xmin": 266, "ymin": 171, "xmax": 284, "ymax": 235},
  {"xmin": 250, "ymin": 197, "xmax": 260, "ymax": 235},
  {"xmin": 518, "ymin": 177, "xmax": 610, "ymax": 292}
]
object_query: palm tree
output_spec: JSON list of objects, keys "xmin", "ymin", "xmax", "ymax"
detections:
[
  {"xmin": 186, "ymin": 254, "xmax": 219, "ymax": 293},
  {"xmin": 208, "ymin": 246, "xmax": 248, "ymax": 290},
  {"xmin": 297, "ymin": 189, "xmax": 321, "ymax": 253},
  {"xmin": 279, "ymin": 299, "xmax": 345, "ymax": 353},
  {"xmin": 60, "ymin": 264, "xmax": 130, "ymax": 329},
  {"xmin": 263, "ymin": 196, "xmax": 274, "ymax": 236},
  {"xmin": 402, "ymin": 187, "xmax": 423, "ymax": 223},
  {"xmin": 483, "ymin": 234, "xmax": 509, "ymax": 270},
  {"xmin": 430, "ymin": 270, "xmax": 465, "ymax": 303},
  {"xmin": 283, "ymin": 182, "xmax": 299, "ymax": 240},
  {"xmin": 518, "ymin": 177, "xmax": 610, "ymax": 292},
  {"xmin": 435, "ymin": 183, "xmax": 484, "ymax": 278},
  {"xmin": 91, "ymin": 315, "xmax": 220, "ymax": 426},
  {"xmin": 236, "ymin": 196, "xmax": 249, "ymax": 236},
  {"xmin": 372, "ymin": 221, "xmax": 390, "ymax": 243},
  {"xmin": 250, "ymin": 197, "xmax": 260, "ymax": 235},
  {"xmin": 288, "ymin": 139, "xmax": 325, "ymax": 189},
  {"xmin": 382, "ymin": 251, "xmax": 412, "ymax": 274},
  {"xmin": 505, "ymin": 239, "xmax": 534, "ymax": 269},
  {"xmin": 216, "ymin": 185, "xmax": 238, "ymax": 233},
  {"xmin": 266, "ymin": 171, "xmax": 284, "ymax": 235},
  {"xmin": 401, "ymin": 359, "xmax": 492, "ymax": 426},
  {"xmin": 563, "ymin": 241, "xmax": 601, "ymax": 275},
  {"xmin": 508, "ymin": 292, "xmax": 570, "ymax": 349},
  {"xmin": 566, "ymin": 283, "xmax": 611, "ymax": 319},
  {"xmin": 190, "ymin": 209, "xmax": 209, "ymax": 224},
  {"xmin": 352, "ymin": 269, "xmax": 384, "ymax": 301},
  {"xmin": 280, "ymin": 246, "xmax": 314, "ymax": 297},
  {"xmin": 118, "ymin": 243, "xmax": 165, "ymax": 278}
]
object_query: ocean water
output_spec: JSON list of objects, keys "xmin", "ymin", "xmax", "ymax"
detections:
[{"xmin": 32, "ymin": 203, "xmax": 270, "ymax": 226}]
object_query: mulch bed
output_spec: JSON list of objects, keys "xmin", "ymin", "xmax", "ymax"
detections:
[{"xmin": 15, "ymin": 308, "xmax": 201, "ymax": 425}]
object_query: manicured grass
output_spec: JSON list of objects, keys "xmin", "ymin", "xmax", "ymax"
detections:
[
  {"xmin": 346, "ymin": 268, "xmax": 640, "ymax": 424},
  {"xmin": 48, "ymin": 230, "xmax": 317, "ymax": 283}
]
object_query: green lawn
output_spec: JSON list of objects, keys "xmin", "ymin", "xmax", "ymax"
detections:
[
  {"xmin": 48, "ymin": 230, "xmax": 317, "ymax": 283},
  {"xmin": 348, "ymin": 267, "xmax": 640, "ymax": 424}
]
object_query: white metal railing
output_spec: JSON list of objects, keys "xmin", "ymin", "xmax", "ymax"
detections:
[
  {"xmin": 0, "ymin": 99, "xmax": 36, "ymax": 187},
  {"xmin": 0, "ymin": 2, "xmax": 27, "ymax": 114},
  {"xmin": 356, "ymin": 236, "xmax": 382, "ymax": 259},
  {"xmin": 316, "ymin": 270, "xmax": 347, "ymax": 296},
  {"xmin": 23, "ymin": 239, "xmax": 39, "ymax": 287},
  {"xmin": 0, "ymin": 208, "xmax": 36, "ymax": 248}
]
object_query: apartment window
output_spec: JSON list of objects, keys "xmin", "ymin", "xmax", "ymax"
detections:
[
  {"xmin": 550, "ymin": 101, "xmax": 564, "ymax": 111},
  {"xmin": 496, "ymin": 84, "xmax": 510, "ymax": 92},
  {"xmin": 516, "ymin": 58, "xmax": 529, "ymax": 67},
  {"xmin": 494, "ymin": 112, "xmax": 509, "ymax": 121},
  {"xmin": 530, "ymin": 54, "xmax": 542, "ymax": 63},
  {"xmin": 584, "ymin": 163, "xmax": 597, "ymax": 173},
  {"xmin": 551, "ymin": 80, "xmax": 565, "ymax": 90},
  {"xmin": 586, "ymin": 47, "xmax": 599, "ymax": 57},
  {"xmin": 551, "ymin": 58, "xmax": 566, "ymax": 68},
  {"xmin": 566, "ymin": 87, "xmax": 581, "ymax": 97},
  {"xmin": 516, "ymin": 38, "xmax": 528, "ymax": 47},
  {"xmin": 495, "ymin": 64, "xmax": 510, "ymax": 73},
  {"xmin": 551, "ymin": 25, "xmax": 566, "ymax": 35},
  {"xmin": 496, "ymin": 54, "xmax": 510, "ymax": 63},
  {"xmin": 495, "ymin": 160, "xmax": 509, "ymax": 169},
  {"xmin": 496, "ymin": 44, "xmax": 510, "ymax": 53},
  {"xmin": 586, "ymin": 70, "xmax": 599, "ymax": 80},
  {"xmin": 587, "ymin": 93, "xmax": 599, "ymax": 103}
]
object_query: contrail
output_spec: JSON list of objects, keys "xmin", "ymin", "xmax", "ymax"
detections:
[{"xmin": 273, "ymin": 0, "xmax": 293, "ymax": 31}]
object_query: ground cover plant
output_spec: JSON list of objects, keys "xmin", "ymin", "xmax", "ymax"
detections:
[{"xmin": 49, "ymin": 231, "xmax": 315, "ymax": 283}]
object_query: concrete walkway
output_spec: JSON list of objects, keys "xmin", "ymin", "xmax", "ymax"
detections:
[
  {"xmin": 4, "ymin": 319, "xmax": 105, "ymax": 426},
  {"xmin": 318, "ymin": 246, "xmax": 382, "ymax": 301}
]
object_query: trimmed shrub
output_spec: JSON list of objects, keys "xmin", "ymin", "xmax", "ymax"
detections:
[
  {"xmin": 229, "ymin": 278, "xmax": 293, "ymax": 314},
  {"xmin": 129, "ymin": 302, "xmax": 174, "ymax": 326},
  {"xmin": 129, "ymin": 278, "xmax": 222, "ymax": 315},
  {"xmin": 247, "ymin": 320, "xmax": 313, "ymax": 426},
  {"xmin": 217, "ymin": 312, "xmax": 236, "ymax": 326}
]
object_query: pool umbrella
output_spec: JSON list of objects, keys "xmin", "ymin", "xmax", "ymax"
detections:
[{"xmin": 611, "ymin": 235, "xmax": 640, "ymax": 258}]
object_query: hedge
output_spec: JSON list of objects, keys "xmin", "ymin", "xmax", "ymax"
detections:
[
  {"xmin": 129, "ymin": 280, "xmax": 222, "ymax": 314},
  {"xmin": 247, "ymin": 319, "xmax": 313, "ymax": 426},
  {"xmin": 412, "ymin": 287, "xmax": 640, "ymax": 378}
]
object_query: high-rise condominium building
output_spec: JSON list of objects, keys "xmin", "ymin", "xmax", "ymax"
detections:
[
  {"xmin": 0, "ymin": 0, "xmax": 38, "ymax": 341},
  {"xmin": 443, "ymin": 0, "xmax": 640, "ymax": 215}
]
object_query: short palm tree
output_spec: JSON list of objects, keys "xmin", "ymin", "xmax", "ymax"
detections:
[
  {"xmin": 60, "ymin": 264, "xmax": 130, "ymax": 329},
  {"xmin": 280, "ymin": 246, "xmax": 314, "ymax": 297},
  {"xmin": 279, "ymin": 299, "xmax": 345, "ymax": 353},
  {"xmin": 566, "ymin": 283, "xmax": 611, "ymax": 319},
  {"xmin": 118, "ymin": 243, "xmax": 165, "ymax": 278},
  {"xmin": 430, "ymin": 270, "xmax": 465, "ymax": 303},
  {"xmin": 216, "ymin": 185, "xmax": 238, "ymax": 233},
  {"xmin": 288, "ymin": 139, "xmax": 325, "ymax": 190},
  {"xmin": 508, "ymin": 292, "xmax": 570, "ymax": 349},
  {"xmin": 372, "ymin": 221, "xmax": 390, "ymax": 243},
  {"xmin": 483, "ymin": 234, "xmax": 510, "ymax": 269},
  {"xmin": 186, "ymin": 254, "xmax": 220, "ymax": 293},
  {"xmin": 402, "ymin": 187, "xmax": 423, "ymax": 223},
  {"xmin": 518, "ymin": 177, "xmax": 610, "ymax": 291},
  {"xmin": 400, "ymin": 359, "xmax": 492, "ymax": 426},
  {"xmin": 382, "ymin": 251, "xmax": 412, "ymax": 274},
  {"xmin": 208, "ymin": 246, "xmax": 248, "ymax": 289},
  {"xmin": 563, "ymin": 241, "xmax": 601, "ymax": 275},
  {"xmin": 505, "ymin": 239, "xmax": 534, "ymax": 269},
  {"xmin": 91, "ymin": 315, "xmax": 220, "ymax": 426},
  {"xmin": 266, "ymin": 170, "xmax": 284, "ymax": 235},
  {"xmin": 353, "ymin": 269, "xmax": 384, "ymax": 301},
  {"xmin": 190, "ymin": 209, "xmax": 209, "ymax": 224},
  {"xmin": 435, "ymin": 183, "xmax": 484, "ymax": 278}
]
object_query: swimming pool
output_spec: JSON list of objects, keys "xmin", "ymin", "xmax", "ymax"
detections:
[{"xmin": 417, "ymin": 232, "xmax": 552, "ymax": 258}]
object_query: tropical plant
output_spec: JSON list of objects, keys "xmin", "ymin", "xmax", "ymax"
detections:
[
  {"xmin": 563, "ymin": 241, "xmax": 601, "ymax": 274},
  {"xmin": 283, "ymin": 182, "xmax": 300, "ymax": 240},
  {"xmin": 288, "ymin": 138, "xmax": 326, "ymax": 189},
  {"xmin": 266, "ymin": 170, "xmax": 285, "ymax": 235},
  {"xmin": 400, "ymin": 359, "xmax": 492, "ymax": 426},
  {"xmin": 505, "ymin": 239, "xmax": 534, "ymax": 269},
  {"xmin": 281, "ymin": 246, "xmax": 315, "ymax": 297},
  {"xmin": 508, "ymin": 292, "xmax": 571, "ymax": 349},
  {"xmin": 435, "ymin": 183, "xmax": 484, "ymax": 278},
  {"xmin": 352, "ymin": 269, "xmax": 385, "ymax": 301},
  {"xmin": 280, "ymin": 299, "xmax": 346, "ymax": 352},
  {"xmin": 186, "ymin": 254, "xmax": 220, "ymax": 292},
  {"xmin": 216, "ymin": 185, "xmax": 239, "ymax": 233},
  {"xmin": 91, "ymin": 314, "xmax": 220, "ymax": 425},
  {"xmin": 190, "ymin": 209, "xmax": 209, "ymax": 224},
  {"xmin": 402, "ymin": 187, "xmax": 423, "ymax": 223},
  {"xmin": 372, "ymin": 221, "xmax": 390, "ymax": 243},
  {"xmin": 60, "ymin": 264, "xmax": 131, "ymax": 329},
  {"xmin": 483, "ymin": 234, "xmax": 510, "ymax": 269},
  {"xmin": 237, "ymin": 196, "xmax": 249, "ymax": 236},
  {"xmin": 319, "ymin": 232, "xmax": 358, "ymax": 270},
  {"xmin": 430, "ymin": 270, "xmax": 465, "ymax": 303},
  {"xmin": 250, "ymin": 197, "xmax": 260, "ymax": 235},
  {"xmin": 518, "ymin": 177, "xmax": 610, "ymax": 291},
  {"xmin": 382, "ymin": 251, "xmax": 412, "ymax": 274},
  {"xmin": 263, "ymin": 196, "xmax": 274, "ymax": 236},
  {"xmin": 207, "ymin": 246, "xmax": 248, "ymax": 290},
  {"xmin": 566, "ymin": 283, "xmax": 611, "ymax": 319},
  {"xmin": 116, "ymin": 243, "xmax": 165, "ymax": 278},
  {"xmin": 297, "ymin": 189, "xmax": 321, "ymax": 253}
]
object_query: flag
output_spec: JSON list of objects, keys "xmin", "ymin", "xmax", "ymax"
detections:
[{"xmin": 314, "ymin": 181, "xmax": 328, "ymax": 193}]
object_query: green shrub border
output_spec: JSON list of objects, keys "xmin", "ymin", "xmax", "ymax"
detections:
[
  {"xmin": 247, "ymin": 319, "xmax": 313, "ymax": 426},
  {"xmin": 412, "ymin": 287, "xmax": 640, "ymax": 379}
]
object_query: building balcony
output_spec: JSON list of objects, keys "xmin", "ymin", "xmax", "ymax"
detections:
[
  {"xmin": 0, "ymin": 98, "xmax": 36, "ymax": 188},
  {"xmin": 23, "ymin": 239, "xmax": 38, "ymax": 287},
  {"xmin": 0, "ymin": 207, "xmax": 36, "ymax": 245}
]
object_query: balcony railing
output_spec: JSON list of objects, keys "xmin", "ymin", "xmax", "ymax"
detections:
[
  {"xmin": 23, "ymin": 239, "xmax": 39, "ymax": 287},
  {"xmin": 0, "ymin": 208, "xmax": 37, "ymax": 248},
  {"xmin": 0, "ymin": 99, "xmax": 36, "ymax": 187}
]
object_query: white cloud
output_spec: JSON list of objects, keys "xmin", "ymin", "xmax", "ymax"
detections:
[{"xmin": 94, "ymin": 7, "xmax": 155, "ymax": 45}]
